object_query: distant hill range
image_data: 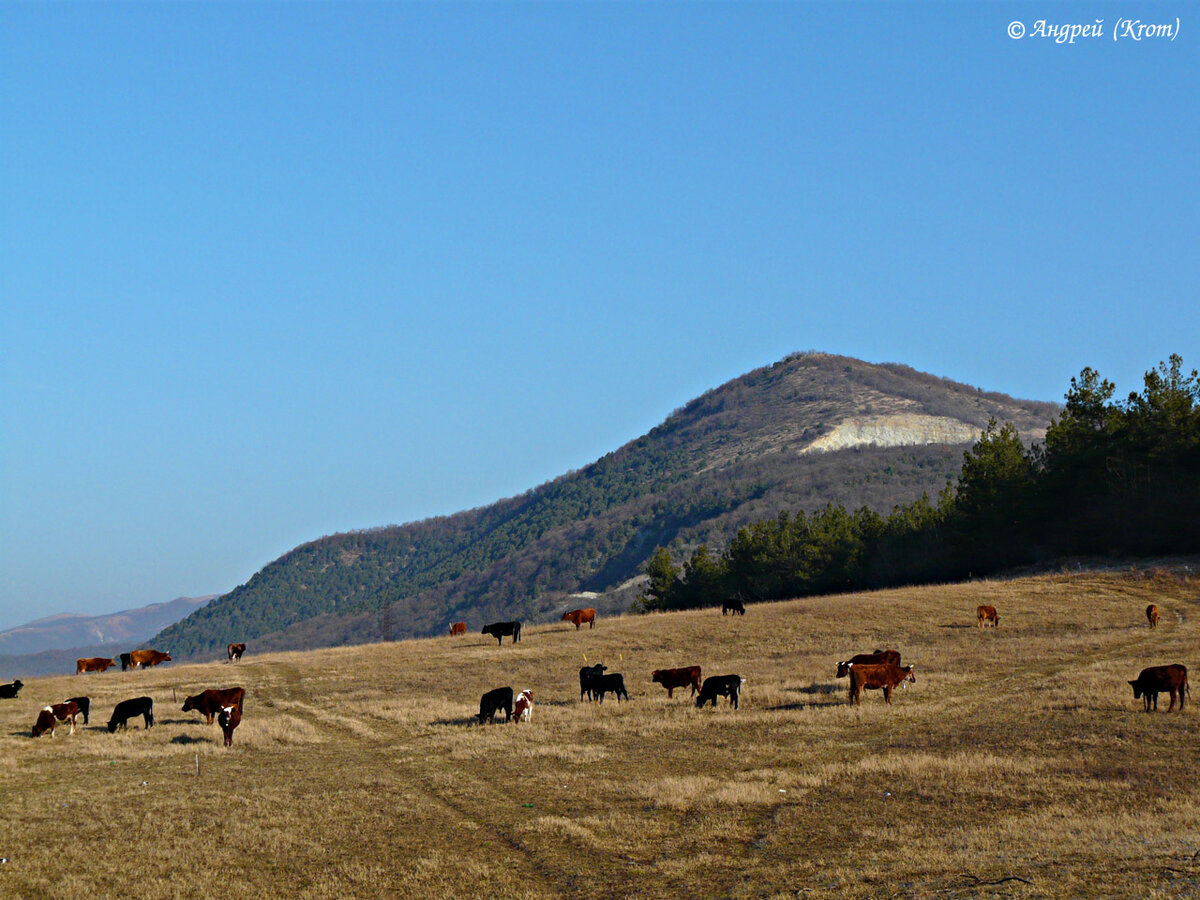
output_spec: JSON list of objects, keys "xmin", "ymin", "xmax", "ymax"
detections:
[
  {"xmin": 0, "ymin": 596, "xmax": 214, "ymax": 679},
  {"xmin": 154, "ymin": 353, "xmax": 1059, "ymax": 658}
]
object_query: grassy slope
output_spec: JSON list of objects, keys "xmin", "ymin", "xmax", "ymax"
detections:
[{"xmin": 4, "ymin": 566, "xmax": 1198, "ymax": 899}]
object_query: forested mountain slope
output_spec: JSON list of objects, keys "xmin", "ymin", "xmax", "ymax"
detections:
[{"xmin": 156, "ymin": 353, "xmax": 1058, "ymax": 657}]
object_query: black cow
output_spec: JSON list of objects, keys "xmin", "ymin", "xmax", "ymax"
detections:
[
  {"xmin": 481, "ymin": 621, "xmax": 521, "ymax": 646},
  {"xmin": 119, "ymin": 652, "xmax": 133, "ymax": 672},
  {"xmin": 66, "ymin": 696, "xmax": 91, "ymax": 725},
  {"xmin": 107, "ymin": 696, "xmax": 155, "ymax": 732},
  {"xmin": 722, "ymin": 597, "xmax": 746, "ymax": 616},
  {"xmin": 1129, "ymin": 664, "xmax": 1189, "ymax": 712},
  {"xmin": 478, "ymin": 687, "xmax": 514, "ymax": 724},
  {"xmin": 595, "ymin": 673, "xmax": 629, "ymax": 703},
  {"xmin": 696, "ymin": 674, "xmax": 743, "ymax": 709},
  {"xmin": 0, "ymin": 679, "xmax": 23, "ymax": 699},
  {"xmin": 579, "ymin": 664, "xmax": 607, "ymax": 701}
]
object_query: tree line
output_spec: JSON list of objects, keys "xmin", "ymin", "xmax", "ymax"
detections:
[{"xmin": 637, "ymin": 356, "xmax": 1200, "ymax": 612}]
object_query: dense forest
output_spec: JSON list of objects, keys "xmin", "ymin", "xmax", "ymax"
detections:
[
  {"xmin": 639, "ymin": 356, "xmax": 1200, "ymax": 612},
  {"xmin": 154, "ymin": 352, "xmax": 1058, "ymax": 657}
]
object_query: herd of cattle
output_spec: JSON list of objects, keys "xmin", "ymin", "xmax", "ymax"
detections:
[{"xmin": 2, "ymin": 601, "xmax": 1190, "ymax": 746}]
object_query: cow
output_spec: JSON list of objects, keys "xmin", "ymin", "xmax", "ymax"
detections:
[
  {"xmin": 481, "ymin": 621, "xmax": 521, "ymax": 646},
  {"xmin": 595, "ymin": 673, "xmax": 629, "ymax": 703},
  {"xmin": 32, "ymin": 701, "xmax": 81, "ymax": 737},
  {"xmin": 512, "ymin": 689, "xmax": 534, "ymax": 723},
  {"xmin": 846, "ymin": 662, "xmax": 916, "ymax": 706},
  {"xmin": 1146, "ymin": 604, "xmax": 1160, "ymax": 629},
  {"xmin": 478, "ymin": 687, "xmax": 514, "ymax": 724},
  {"xmin": 182, "ymin": 687, "xmax": 246, "ymax": 725},
  {"xmin": 0, "ymin": 679, "xmax": 23, "ymax": 699},
  {"xmin": 227, "ymin": 643, "xmax": 246, "ymax": 662},
  {"xmin": 977, "ymin": 605, "xmax": 999, "ymax": 628},
  {"xmin": 129, "ymin": 649, "xmax": 171, "ymax": 669},
  {"xmin": 652, "ymin": 666, "xmax": 702, "ymax": 699},
  {"xmin": 1129, "ymin": 664, "xmax": 1189, "ymax": 712},
  {"xmin": 217, "ymin": 704, "xmax": 242, "ymax": 747},
  {"xmin": 120, "ymin": 652, "xmax": 133, "ymax": 671},
  {"xmin": 449, "ymin": 621, "xmax": 467, "ymax": 637},
  {"xmin": 696, "ymin": 674, "xmax": 743, "ymax": 709},
  {"xmin": 107, "ymin": 696, "xmax": 155, "ymax": 732},
  {"xmin": 836, "ymin": 649, "xmax": 902, "ymax": 679},
  {"xmin": 579, "ymin": 663, "xmax": 607, "ymax": 701},
  {"xmin": 66, "ymin": 696, "xmax": 91, "ymax": 725},
  {"xmin": 76, "ymin": 657, "xmax": 117, "ymax": 675},
  {"xmin": 722, "ymin": 597, "xmax": 745, "ymax": 616},
  {"xmin": 561, "ymin": 608, "xmax": 596, "ymax": 630}
]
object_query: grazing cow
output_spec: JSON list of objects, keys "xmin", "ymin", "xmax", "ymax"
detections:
[
  {"xmin": 696, "ymin": 674, "xmax": 743, "ymax": 709},
  {"xmin": 579, "ymin": 663, "xmax": 607, "ymax": 701},
  {"xmin": 76, "ymin": 657, "xmax": 117, "ymax": 675},
  {"xmin": 652, "ymin": 666, "xmax": 703, "ymax": 699},
  {"xmin": 481, "ymin": 621, "xmax": 521, "ymax": 646},
  {"xmin": 66, "ymin": 696, "xmax": 91, "ymax": 725},
  {"xmin": 847, "ymin": 662, "xmax": 916, "ymax": 706},
  {"xmin": 107, "ymin": 696, "xmax": 155, "ymax": 732},
  {"xmin": 976, "ymin": 605, "xmax": 1000, "ymax": 628},
  {"xmin": 182, "ymin": 687, "xmax": 246, "ymax": 725},
  {"xmin": 1146, "ymin": 604, "xmax": 1160, "ymax": 629},
  {"xmin": 119, "ymin": 652, "xmax": 133, "ymax": 672},
  {"xmin": 836, "ymin": 649, "xmax": 902, "ymax": 679},
  {"xmin": 450, "ymin": 622, "xmax": 467, "ymax": 637},
  {"xmin": 32, "ymin": 701, "xmax": 82, "ymax": 737},
  {"xmin": 512, "ymin": 689, "xmax": 534, "ymax": 723},
  {"xmin": 477, "ymin": 687, "xmax": 514, "ymax": 724},
  {"xmin": 129, "ymin": 649, "xmax": 171, "ymax": 669},
  {"xmin": 722, "ymin": 597, "xmax": 745, "ymax": 616},
  {"xmin": 1129, "ymin": 664, "xmax": 1189, "ymax": 712},
  {"xmin": 217, "ymin": 704, "xmax": 243, "ymax": 747},
  {"xmin": 595, "ymin": 673, "xmax": 629, "ymax": 703},
  {"xmin": 0, "ymin": 679, "xmax": 23, "ymax": 699},
  {"xmin": 561, "ymin": 608, "xmax": 596, "ymax": 630},
  {"xmin": 227, "ymin": 643, "xmax": 246, "ymax": 662}
]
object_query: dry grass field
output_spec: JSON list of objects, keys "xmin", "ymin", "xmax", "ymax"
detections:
[{"xmin": 3, "ymin": 568, "xmax": 1200, "ymax": 899}]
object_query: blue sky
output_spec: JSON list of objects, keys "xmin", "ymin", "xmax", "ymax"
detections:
[{"xmin": 1, "ymin": 2, "xmax": 1196, "ymax": 632}]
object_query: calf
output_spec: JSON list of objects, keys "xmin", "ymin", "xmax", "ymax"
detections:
[
  {"xmin": 1129, "ymin": 664, "xmax": 1189, "ymax": 712},
  {"xmin": 182, "ymin": 687, "xmax": 246, "ymax": 725},
  {"xmin": 836, "ymin": 649, "xmax": 902, "ymax": 679},
  {"xmin": 481, "ymin": 621, "xmax": 521, "ymax": 646},
  {"xmin": 227, "ymin": 643, "xmax": 246, "ymax": 662},
  {"xmin": 218, "ymin": 704, "xmax": 243, "ymax": 747},
  {"xmin": 449, "ymin": 621, "xmax": 466, "ymax": 637},
  {"xmin": 0, "ymin": 679, "xmax": 23, "ymax": 699},
  {"xmin": 847, "ymin": 662, "xmax": 916, "ymax": 706},
  {"xmin": 478, "ymin": 687, "xmax": 514, "ymax": 724},
  {"xmin": 579, "ymin": 663, "xmax": 607, "ymax": 701},
  {"xmin": 107, "ymin": 696, "xmax": 155, "ymax": 732},
  {"xmin": 76, "ymin": 657, "xmax": 117, "ymax": 675},
  {"xmin": 696, "ymin": 674, "xmax": 743, "ymax": 709},
  {"xmin": 722, "ymin": 597, "xmax": 745, "ymax": 616},
  {"xmin": 977, "ymin": 605, "xmax": 999, "ymax": 628},
  {"xmin": 596, "ymin": 673, "xmax": 629, "ymax": 703},
  {"xmin": 512, "ymin": 689, "xmax": 534, "ymax": 723},
  {"xmin": 1146, "ymin": 604, "xmax": 1160, "ymax": 628},
  {"xmin": 65, "ymin": 696, "xmax": 91, "ymax": 725},
  {"xmin": 652, "ymin": 666, "xmax": 702, "ymax": 699},
  {"xmin": 32, "ymin": 701, "xmax": 81, "ymax": 737}
]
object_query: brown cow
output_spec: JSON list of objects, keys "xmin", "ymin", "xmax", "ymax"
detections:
[
  {"xmin": 652, "ymin": 666, "xmax": 702, "ymax": 699},
  {"xmin": 129, "ymin": 649, "xmax": 171, "ymax": 669},
  {"xmin": 562, "ymin": 608, "xmax": 596, "ymax": 630},
  {"xmin": 227, "ymin": 643, "xmax": 246, "ymax": 662},
  {"xmin": 1146, "ymin": 604, "xmax": 1160, "ymax": 629},
  {"xmin": 847, "ymin": 662, "xmax": 916, "ymax": 706},
  {"xmin": 182, "ymin": 687, "xmax": 246, "ymax": 725},
  {"xmin": 75, "ymin": 657, "xmax": 117, "ymax": 675},
  {"xmin": 449, "ymin": 621, "xmax": 466, "ymax": 637},
  {"xmin": 977, "ymin": 605, "xmax": 999, "ymax": 628},
  {"xmin": 218, "ymin": 704, "xmax": 243, "ymax": 747},
  {"xmin": 1129, "ymin": 664, "xmax": 1189, "ymax": 712},
  {"xmin": 836, "ymin": 649, "xmax": 901, "ymax": 679},
  {"xmin": 32, "ymin": 701, "xmax": 80, "ymax": 737}
]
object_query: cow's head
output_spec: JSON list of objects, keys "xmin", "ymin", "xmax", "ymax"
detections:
[
  {"xmin": 651, "ymin": 670, "xmax": 663, "ymax": 684},
  {"xmin": 181, "ymin": 695, "xmax": 199, "ymax": 713},
  {"xmin": 903, "ymin": 666, "xmax": 916, "ymax": 684},
  {"xmin": 1129, "ymin": 680, "xmax": 1143, "ymax": 699},
  {"xmin": 836, "ymin": 661, "xmax": 850, "ymax": 678},
  {"xmin": 32, "ymin": 708, "xmax": 55, "ymax": 738}
]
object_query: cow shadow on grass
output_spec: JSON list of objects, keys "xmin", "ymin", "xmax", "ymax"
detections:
[
  {"xmin": 939, "ymin": 623, "xmax": 974, "ymax": 629},
  {"xmin": 432, "ymin": 715, "xmax": 482, "ymax": 727},
  {"xmin": 796, "ymin": 682, "xmax": 840, "ymax": 695},
  {"xmin": 170, "ymin": 733, "xmax": 215, "ymax": 745}
]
